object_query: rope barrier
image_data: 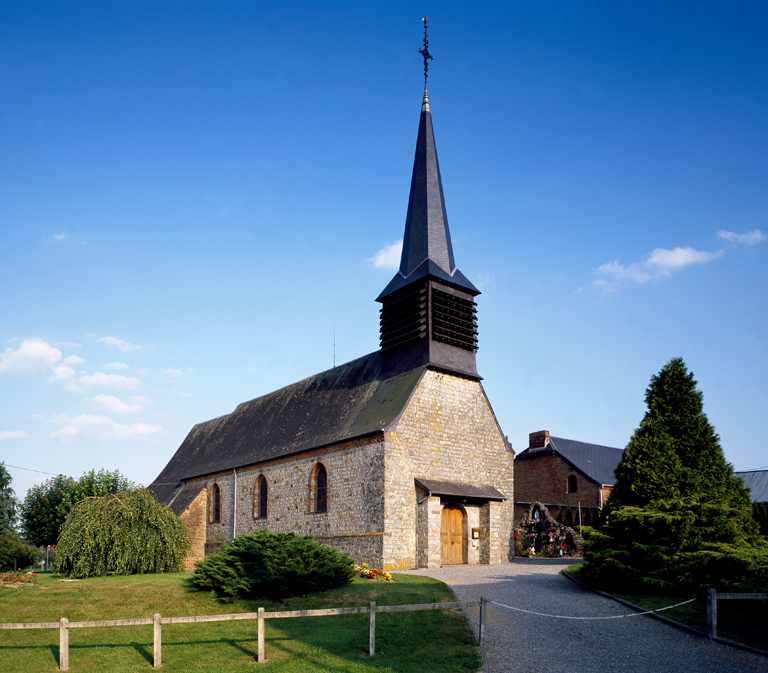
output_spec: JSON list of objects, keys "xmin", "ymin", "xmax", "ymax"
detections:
[{"xmin": 486, "ymin": 596, "xmax": 698, "ymax": 620}]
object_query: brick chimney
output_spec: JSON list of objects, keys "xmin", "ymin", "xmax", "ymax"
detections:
[{"xmin": 529, "ymin": 430, "xmax": 550, "ymax": 450}]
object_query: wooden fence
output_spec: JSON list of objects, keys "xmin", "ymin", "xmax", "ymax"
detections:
[
  {"xmin": 0, "ymin": 598, "xmax": 485, "ymax": 670},
  {"xmin": 705, "ymin": 589, "xmax": 768, "ymax": 640}
]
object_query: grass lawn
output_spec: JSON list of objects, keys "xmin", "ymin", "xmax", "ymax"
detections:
[
  {"xmin": 0, "ymin": 571, "xmax": 482, "ymax": 672},
  {"xmin": 565, "ymin": 564, "xmax": 768, "ymax": 652}
]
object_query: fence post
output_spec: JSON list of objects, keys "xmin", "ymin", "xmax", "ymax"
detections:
[
  {"xmin": 479, "ymin": 596, "xmax": 486, "ymax": 647},
  {"xmin": 706, "ymin": 589, "xmax": 717, "ymax": 640},
  {"xmin": 59, "ymin": 617, "xmax": 69, "ymax": 671},
  {"xmin": 369, "ymin": 601, "xmax": 376, "ymax": 657},
  {"xmin": 257, "ymin": 607, "xmax": 265, "ymax": 663},
  {"xmin": 153, "ymin": 613, "xmax": 162, "ymax": 668}
]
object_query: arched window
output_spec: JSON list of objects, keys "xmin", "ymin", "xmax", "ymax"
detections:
[
  {"xmin": 254, "ymin": 475, "xmax": 268, "ymax": 519},
  {"xmin": 311, "ymin": 463, "xmax": 327, "ymax": 513},
  {"xmin": 567, "ymin": 475, "xmax": 578, "ymax": 494},
  {"xmin": 210, "ymin": 483, "xmax": 221, "ymax": 523}
]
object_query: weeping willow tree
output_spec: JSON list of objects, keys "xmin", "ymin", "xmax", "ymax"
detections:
[
  {"xmin": 581, "ymin": 358, "xmax": 768, "ymax": 593},
  {"xmin": 55, "ymin": 489, "xmax": 190, "ymax": 578}
]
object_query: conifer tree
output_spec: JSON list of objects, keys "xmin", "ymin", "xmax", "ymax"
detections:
[
  {"xmin": 582, "ymin": 358, "xmax": 768, "ymax": 593},
  {"xmin": 564, "ymin": 505, "xmax": 573, "ymax": 528}
]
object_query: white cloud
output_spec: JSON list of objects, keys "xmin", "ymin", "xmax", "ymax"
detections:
[
  {"xmin": 166, "ymin": 368, "xmax": 183, "ymax": 377},
  {"xmin": 0, "ymin": 339, "xmax": 62, "ymax": 375},
  {"xmin": 49, "ymin": 413, "xmax": 164, "ymax": 443},
  {"xmin": 718, "ymin": 229, "xmax": 766, "ymax": 246},
  {"xmin": 51, "ymin": 233, "xmax": 69, "ymax": 241},
  {"xmin": 63, "ymin": 355, "xmax": 85, "ymax": 366},
  {"xmin": 90, "ymin": 394, "xmax": 153, "ymax": 414},
  {"xmin": 475, "ymin": 273, "xmax": 496, "ymax": 291},
  {"xmin": 103, "ymin": 361, "xmax": 128, "ymax": 370},
  {"xmin": 79, "ymin": 372, "xmax": 142, "ymax": 390},
  {"xmin": 51, "ymin": 369, "xmax": 142, "ymax": 393},
  {"xmin": 595, "ymin": 245, "xmax": 722, "ymax": 290},
  {"xmin": 0, "ymin": 430, "xmax": 28, "ymax": 440},
  {"xmin": 100, "ymin": 336, "xmax": 143, "ymax": 352},
  {"xmin": 647, "ymin": 246, "xmax": 721, "ymax": 271},
  {"xmin": 367, "ymin": 240, "xmax": 403, "ymax": 271},
  {"xmin": 49, "ymin": 365, "xmax": 81, "ymax": 392}
]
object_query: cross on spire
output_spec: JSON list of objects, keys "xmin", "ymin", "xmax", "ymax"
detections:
[{"xmin": 418, "ymin": 15, "xmax": 433, "ymax": 84}]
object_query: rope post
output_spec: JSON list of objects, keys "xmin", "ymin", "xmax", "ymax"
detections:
[
  {"xmin": 706, "ymin": 589, "xmax": 717, "ymax": 640},
  {"xmin": 478, "ymin": 596, "xmax": 486, "ymax": 646},
  {"xmin": 59, "ymin": 617, "xmax": 69, "ymax": 671},
  {"xmin": 369, "ymin": 601, "xmax": 376, "ymax": 657},
  {"xmin": 153, "ymin": 613, "xmax": 162, "ymax": 668},
  {"xmin": 257, "ymin": 607, "xmax": 265, "ymax": 663}
]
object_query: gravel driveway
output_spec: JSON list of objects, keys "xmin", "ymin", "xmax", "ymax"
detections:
[{"xmin": 401, "ymin": 560, "xmax": 767, "ymax": 673}]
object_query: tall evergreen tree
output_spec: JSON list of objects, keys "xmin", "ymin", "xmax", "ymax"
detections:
[
  {"xmin": 582, "ymin": 358, "xmax": 768, "ymax": 593},
  {"xmin": 0, "ymin": 462, "xmax": 18, "ymax": 537}
]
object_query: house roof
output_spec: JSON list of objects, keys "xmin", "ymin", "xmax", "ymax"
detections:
[
  {"xmin": 377, "ymin": 88, "xmax": 478, "ymax": 301},
  {"xmin": 735, "ymin": 470, "xmax": 768, "ymax": 504},
  {"xmin": 150, "ymin": 351, "xmax": 425, "ymax": 507},
  {"xmin": 415, "ymin": 478, "xmax": 507, "ymax": 501},
  {"xmin": 516, "ymin": 435, "xmax": 623, "ymax": 486}
]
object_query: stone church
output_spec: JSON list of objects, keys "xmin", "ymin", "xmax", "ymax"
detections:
[{"xmin": 150, "ymin": 75, "xmax": 514, "ymax": 570}]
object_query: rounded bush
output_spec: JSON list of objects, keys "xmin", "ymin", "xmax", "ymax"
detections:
[{"xmin": 193, "ymin": 530, "xmax": 355, "ymax": 601}]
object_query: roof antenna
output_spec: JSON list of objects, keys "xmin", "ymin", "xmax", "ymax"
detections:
[
  {"xmin": 419, "ymin": 15, "xmax": 433, "ymax": 87},
  {"xmin": 333, "ymin": 322, "xmax": 336, "ymax": 368}
]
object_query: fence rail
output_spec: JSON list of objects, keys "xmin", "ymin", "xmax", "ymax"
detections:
[
  {"xmin": 0, "ymin": 599, "xmax": 482, "ymax": 670},
  {"xmin": 706, "ymin": 589, "xmax": 768, "ymax": 640}
]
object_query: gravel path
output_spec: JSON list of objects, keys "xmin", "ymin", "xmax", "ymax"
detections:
[{"xmin": 401, "ymin": 561, "xmax": 767, "ymax": 673}]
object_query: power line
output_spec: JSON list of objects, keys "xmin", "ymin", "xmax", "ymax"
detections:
[{"xmin": 3, "ymin": 463, "xmax": 62, "ymax": 477}]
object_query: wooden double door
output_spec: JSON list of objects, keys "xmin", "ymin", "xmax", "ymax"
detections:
[{"xmin": 440, "ymin": 505, "xmax": 465, "ymax": 564}]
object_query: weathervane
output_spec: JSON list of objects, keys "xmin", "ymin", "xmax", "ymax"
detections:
[{"xmin": 418, "ymin": 15, "xmax": 433, "ymax": 85}]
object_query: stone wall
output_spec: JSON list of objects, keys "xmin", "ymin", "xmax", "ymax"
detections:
[
  {"xmin": 384, "ymin": 370, "xmax": 514, "ymax": 569},
  {"xmin": 186, "ymin": 435, "xmax": 387, "ymax": 567},
  {"xmin": 178, "ymin": 486, "xmax": 207, "ymax": 567}
]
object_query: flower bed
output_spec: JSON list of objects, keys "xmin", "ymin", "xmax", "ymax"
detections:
[
  {"xmin": 1, "ymin": 571, "xmax": 37, "ymax": 585},
  {"xmin": 354, "ymin": 563, "xmax": 392, "ymax": 581}
]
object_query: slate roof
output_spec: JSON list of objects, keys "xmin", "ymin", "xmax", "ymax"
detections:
[
  {"xmin": 735, "ymin": 470, "xmax": 768, "ymax": 504},
  {"xmin": 415, "ymin": 478, "xmax": 507, "ymax": 501},
  {"xmin": 377, "ymin": 88, "xmax": 479, "ymax": 301},
  {"xmin": 516, "ymin": 436, "xmax": 623, "ymax": 486},
  {"xmin": 150, "ymin": 351, "xmax": 425, "ymax": 510}
]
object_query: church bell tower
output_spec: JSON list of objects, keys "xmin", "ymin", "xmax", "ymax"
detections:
[{"xmin": 377, "ymin": 18, "xmax": 480, "ymax": 380}]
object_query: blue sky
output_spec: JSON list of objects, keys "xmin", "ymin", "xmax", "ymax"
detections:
[{"xmin": 1, "ymin": 1, "xmax": 766, "ymax": 501}]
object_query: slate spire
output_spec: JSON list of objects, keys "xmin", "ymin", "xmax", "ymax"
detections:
[
  {"xmin": 376, "ymin": 85, "xmax": 479, "ymax": 301},
  {"xmin": 376, "ymin": 19, "xmax": 479, "ymax": 380}
]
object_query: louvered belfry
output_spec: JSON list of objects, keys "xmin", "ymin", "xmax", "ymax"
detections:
[{"xmin": 377, "ymin": 87, "xmax": 480, "ymax": 380}]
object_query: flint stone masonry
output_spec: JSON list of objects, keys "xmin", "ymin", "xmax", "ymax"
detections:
[
  {"xmin": 178, "ymin": 369, "xmax": 513, "ymax": 570},
  {"xmin": 383, "ymin": 370, "xmax": 513, "ymax": 569}
]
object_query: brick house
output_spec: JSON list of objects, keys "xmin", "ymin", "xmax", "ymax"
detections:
[
  {"xmin": 513, "ymin": 430, "xmax": 622, "ymax": 524},
  {"xmin": 150, "ymin": 83, "xmax": 514, "ymax": 570}
]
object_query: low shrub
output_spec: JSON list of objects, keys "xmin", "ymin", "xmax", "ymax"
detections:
[
  {"xmin": 193, "ymin": 530, "xmax": 356, "ymax": 601},
  {"xmin": 0, "ymin": 536, "xmax": 41, "ymax": 571}
]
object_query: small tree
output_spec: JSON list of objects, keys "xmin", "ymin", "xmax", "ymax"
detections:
[
  {"xmin": 0, "ymin": 536, "xmax": 41, "ymax": 571},
  {"xmin": 582, "ymin": 358, "xmax": 768, "ymax": 593},
  {"xmin": 55, "ymin": 490, "xmax": 190, "ymax": 578}
]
